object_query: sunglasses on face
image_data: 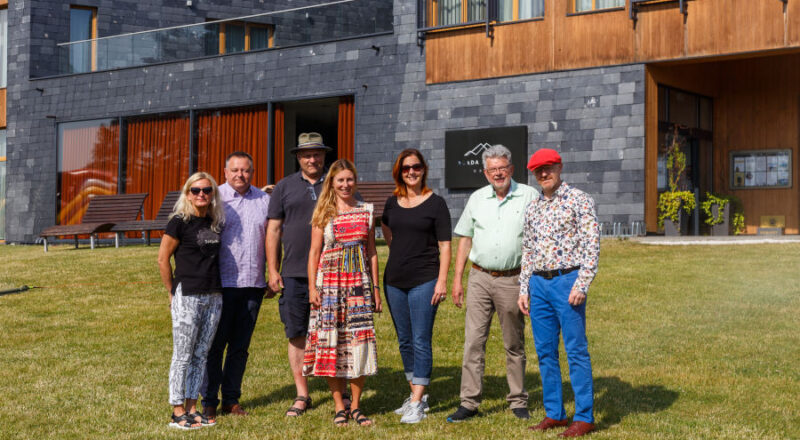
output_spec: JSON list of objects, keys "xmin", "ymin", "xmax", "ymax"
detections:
[
  {"xmin": 401, "ymin": 163, "xmax": 424, "ymax": 173},
  {"xmin": 190, "ymin": 186, "xmax": 213, "ymax": 195}
]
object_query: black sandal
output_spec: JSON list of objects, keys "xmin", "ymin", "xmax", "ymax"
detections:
[
  {"xmin": 169, "ymin": 413, "xmax": 201, "ymax": 430},
  {"xmin": 333, "ymin": 409, "xmax": 349, "ymax": 426},
  {"xmin": 285, "ymin": 395, "xmax": 312, "ymax": 417},
  {"xmin": 188, "ymin": 411, "xmax": 216, "ymax": 426},
  {"xmin": 350, "ymin": 408, "xmax": 372, "ymax": 426},
  {"xmin": 342, "ymin": 393, "xmax": 352, "ymax": 412}
]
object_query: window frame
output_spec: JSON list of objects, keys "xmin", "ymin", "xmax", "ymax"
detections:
[
  {"xmin": 569, "ymin": 0, "xmax": 626, "ymax": 15},
  {"xmin": 69, "ymin": 5, "xmax": 98, "ymax": 72},
  {"xmin": 216, "ymin": 21, "xmax": 275, "ymax": 55}
]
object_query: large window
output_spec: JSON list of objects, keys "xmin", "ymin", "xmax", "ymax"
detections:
[
  {"xmin": 1, "ymin": 7, "xmax": 7, "ymax": 88},
  {"xmin": 427, "ymin": 0, "xmax": 543, "ymax": 27},
  {"xmin": 57, "ymin": 119, "xmax": 119, "ymax": 225},
  {"xmin": 204, "ymin": 21, "xmax": 274, "ymax": 56},
  {"xmin": 498, "ymin": 0, "xmax": 544, "ymax": 21},
  {"xmin": 0, "ymin": 129, "xmax": 6, "ymax": 240},
  {"xmin": 69, "ymin": 6, "xmax": 97, "ymax": 73},
  {"xmin": 573, "ymin": 0, "xmax": 624, "ymax": 13}
]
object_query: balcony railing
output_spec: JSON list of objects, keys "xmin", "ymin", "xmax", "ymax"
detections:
[{"xmin": 56, "ymin": 0, "xmax": 393, "ymax": 75}]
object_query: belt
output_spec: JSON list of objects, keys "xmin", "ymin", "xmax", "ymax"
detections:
[
  {"xmin": 533, "ymin": 266, "xmax": 580, "ymax": 280},
  {"xmin": 471, "ymin": 263, "xmax": 521, "ymax": 277}
]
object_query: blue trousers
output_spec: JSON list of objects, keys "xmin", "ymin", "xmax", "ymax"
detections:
[
  {"xmin": 385, "ymin": 278, "xmax": 439, "ymax": 386},
  {"xmin": 529, "ymin": 271, "xmax": 594, "ymax": 424}
]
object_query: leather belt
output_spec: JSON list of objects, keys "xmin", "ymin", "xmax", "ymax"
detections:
[
  {"xmin": 471, "ymin": 263, "xmax": 521, "ymax": 277},
  {"xmin": 533, "ymin": 266, "xmax": 580, "ymax": 280}
]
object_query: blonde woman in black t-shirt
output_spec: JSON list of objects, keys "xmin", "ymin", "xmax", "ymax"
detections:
[
  {"xmin": 381, "ymin": 149, "xmax": 452, "ymax": 424},
  {"xmin": 158, "ymin": 172, "xmax": 225, "ymax": 430}
]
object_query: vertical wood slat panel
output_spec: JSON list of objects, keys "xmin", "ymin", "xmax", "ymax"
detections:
[{"xmin": 274, "ymin": 105, "xmax": 285, "ymax": 181}]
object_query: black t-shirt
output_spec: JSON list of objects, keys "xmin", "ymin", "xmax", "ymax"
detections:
[
  {"xmin": 165, "ymin": 215, "xmax": 222, "ymax": 295},
  {"xmin": 382, "ymin": 193, "xmax": 452, "ymax": 289}
]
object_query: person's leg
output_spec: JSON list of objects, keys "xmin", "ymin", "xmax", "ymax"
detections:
[
  {"xmin": 186, "ymin": 293, "xmax": 224, "ymax": 411},
  {"xmin": 459, "ymin": 269, "xmax": 494, "ymax": 411},
  {"xmin": 493, "ymin": 274, "xmax": 528, "ymax": 410},
  {"xmin": 407, "ymin": 278, "xmax": 439, "ymax": 391},
  {"xmin": 553, "ymin": 272, "xmax": 594, "ymax": 424},
  {"xmin": 384, "ymin": 284, "xmax": 415, "ymax": 386},
  {"xmin": 327, "ymin": 377, "xmax": 348, "ymax": 425},
  {"xmin": 168, "ymin": 284, "xmax": 202, "ymax": 428},
  {"xmin": 280, "ymin": 277, "xmax": 311, "ymax": 412},
  {"xmin": 530, "ymin": 275, "xmax": 567, "ymax": 421},
  {"xmin": 220, "ymin": 287, "xmax": 263, "ymax": 407},
  {"xmin": 348, "ymin": 377, "xmax": 372, "ymax": 426},
  {"xmin": 202, "ymin": 289, "xmax": 235, "ymax": 410}
]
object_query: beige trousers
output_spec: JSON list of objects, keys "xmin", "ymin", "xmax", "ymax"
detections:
[{"xmin": 460, "ymin": 267, "xmax": 528, "ymax": 410}]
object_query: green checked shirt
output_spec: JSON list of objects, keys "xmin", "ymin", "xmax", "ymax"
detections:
[{"xmin": 454, "ymin": 180, "xmax": 538, "ymax": 271}]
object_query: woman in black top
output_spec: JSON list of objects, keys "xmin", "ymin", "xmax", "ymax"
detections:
[
  {"xmin": 158, "ymin": 172, "xmax": 225, "ymax": 430},
  {"xmin": 381, "ymin": 148, "xmax": 452, "ymax": 424}
]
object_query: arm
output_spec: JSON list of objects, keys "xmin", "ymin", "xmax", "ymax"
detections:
[
  {"xmin": 157, "ymin": 235, "xmax": 180, "ymax": 305},
  {"xmin": 569, "ymin": 195, "xmax": 600, "ymax": 306},
  {"xmin": 266, "ymin": 218, "xmax": 284, "ymax": 292},
  {"xmin": 380, "ymin": 223, "xmax": 392, "ymax": 248},
  {"xmin": 307, "ymin": 225, "xmax": 324, "ymax": 309},
  {"xmin": 367, "ymin": 223, "xmax": 382, "ymax": 313},
  {"xmin": 451, "ymin": 236, "xmax": 472, "ymax": 308},
  {"xmin": 518, "ymin": 202, "xmax": 535, "ymax": 315},
  {"xmin": 432, "ymin": 240, "xmax": 451, "ymax": 305},
  {"xmin": 263, "ymin": 222, "xmax": 276, "ymax": 298}
]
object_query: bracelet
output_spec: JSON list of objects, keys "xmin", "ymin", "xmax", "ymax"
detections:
[{"xmin": 373, "ymin": 285, "xmax": 380, "ymax": 290}]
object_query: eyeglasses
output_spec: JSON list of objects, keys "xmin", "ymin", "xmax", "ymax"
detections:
[
  {"xmin": 401, "ymin": 163, "xmax": 424, "ymax": 173},
  {"xmin": 485, "ymin": 165, "xmax": 511, "ymax": 174},
  {"xmin": 190, "ymin": 186, "xmax": 213, "ymax": 195}
]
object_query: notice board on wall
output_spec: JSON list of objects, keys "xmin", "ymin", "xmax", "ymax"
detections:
[
  {"xmin": 730, "ymin": 149, "xmax": 792, "ymax": 189},
  {"xmin": 444, "ymin": 126, "xmax": 528, "ymax": 189}
]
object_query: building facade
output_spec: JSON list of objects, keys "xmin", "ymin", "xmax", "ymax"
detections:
[{"xmin": 2, "ymin": 0, "xmax": 799, "ymax": 243}]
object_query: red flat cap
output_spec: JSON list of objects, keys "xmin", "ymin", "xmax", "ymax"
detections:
[{"xmin": 527, "ymin": 148, "xmax": 562, "ymax": 171}]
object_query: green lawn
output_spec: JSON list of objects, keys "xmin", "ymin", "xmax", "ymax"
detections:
[{"xmin": 0, "ymin": 240, "xmax": 797, "ymax": 439}]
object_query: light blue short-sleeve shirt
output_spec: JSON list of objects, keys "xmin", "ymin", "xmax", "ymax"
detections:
[{"xmin": 454, "ymin": 180, "xmax": 538, "ymax": 271}]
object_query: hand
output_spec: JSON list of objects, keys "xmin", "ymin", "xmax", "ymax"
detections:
[
  {"xmin": 372, "ymin": 287, "xmax": 382, "ymax": 313},
  {"xmin": 517, "ymin": 294, "xmax": 530, "ymax": 316},
  {"xmin": 268, "ymin": 272, "xmax": 284, "ymax": 293},
  {"xmin": 264, "ymin": 286, "xmax": 277, "ymax": 299},
  {"xmin": 309, "ymin": 287, "xmax": 321, "ymax": 309},
  {"xmin": 431, "ymin": 279, "xmax": 447, "ymax": 305},
  {"xmin": 451, "ymin": 282, "xmax": 464, "ymax": 308},
  {"xmin": 568, "ymin": 289, "xmax": 586, "ymax": 306}
]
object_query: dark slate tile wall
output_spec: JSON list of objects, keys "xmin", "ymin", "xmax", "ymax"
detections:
[{"xmin": 6, "ymin": 0, "xmax": 645, "ymax": 243}]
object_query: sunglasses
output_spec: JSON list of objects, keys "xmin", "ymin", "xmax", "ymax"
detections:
[
  {"xmin": 401, "ymin": 163, "xmax": 424, "ymax": 173},
  {"xmin": 190, "ymin": 186, "xmax": 213, "ymax": 195}
]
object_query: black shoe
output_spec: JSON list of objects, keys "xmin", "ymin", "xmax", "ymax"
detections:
[
  {"xmin": 512, "ymin": 407, "xmax": 531, "ymax": 419},
  {"xmin": 446, "ymin": 405, "xmax": 478, "ymax": 423}
]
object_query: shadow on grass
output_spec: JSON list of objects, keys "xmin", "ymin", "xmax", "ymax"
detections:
[{"xmin": 242, "ymin": 365, "xmax": 544, "ymax": 418}]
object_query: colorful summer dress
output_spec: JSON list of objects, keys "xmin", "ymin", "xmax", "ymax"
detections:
[{"xmin": 302, "ymin": 202, "xmax": 378, "ymax": 378}]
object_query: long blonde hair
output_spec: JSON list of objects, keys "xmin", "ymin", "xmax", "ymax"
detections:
[
  {"xmin": 311, "ymin": 159, "xmax": 358, "ymax": 229},
  {"xmin": 171, "ymin": 172, "xmax": 225, "ymax": 232}
]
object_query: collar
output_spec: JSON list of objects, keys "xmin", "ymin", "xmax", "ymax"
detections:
[
  {"xmin": 298, "ymin": 170, "xmax": 326, "ymax": 185},
  {"xmin": 486, "ymin": 180, "xmax": 519, "ymax": 200},
  {"xmin": 539, "ymin": 181, "xmax": 570, "ymax": 201}
]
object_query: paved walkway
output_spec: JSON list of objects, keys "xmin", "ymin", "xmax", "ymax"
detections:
[{"xmin": 632, "ymin": 235, "xmax": 800, "ymax": 245}]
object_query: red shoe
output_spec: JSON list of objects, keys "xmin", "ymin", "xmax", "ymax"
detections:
[
  {"xmin": 528, "ymin": 416, "xmax": 569, "ymax": 431},
  {"xmin": 558, "ymin": 421, "xmax": 595, "ymax": 437}
]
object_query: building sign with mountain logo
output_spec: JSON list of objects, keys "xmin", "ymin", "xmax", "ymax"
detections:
[{"xmin": 444, "ymin": 126, "xmax": 528, "ymax": 189}]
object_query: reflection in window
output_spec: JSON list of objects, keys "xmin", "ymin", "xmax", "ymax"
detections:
[
  {"xmin": 575, "ymin": 0, "xmax": 624, "ymax": 12},
  {"xmin": 69, "ymin": 7, "xmax": 96, "ymax": 73},
  {"xmin": 437, "ymin": 0, "xmax": 486, "ymax": 26},
  {"xmin": 205, "ymin": 21, "xmax": 274, "ymax": 55},
  {"xmin": 225, "ymin": 23, "xmax": 246, "ymax": 53},
  {"xmin": 498, "ymin": 0, "xmax": 544, "ymax": 21},
  {"xmin": 0, "ymin": 8, "xmax": 7, "ymax": 88},
  {"xmin": 57, "ymin": 119, "xmax": 119, "ymax": 225},
  {"xmin": 0, "ymin": 129, "xmax": 6, "ymax": 240}
]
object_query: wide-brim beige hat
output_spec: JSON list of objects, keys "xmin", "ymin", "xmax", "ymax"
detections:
[{"xmin": 290, "ymin": 132, "xmax": 332, "ymax": 153}]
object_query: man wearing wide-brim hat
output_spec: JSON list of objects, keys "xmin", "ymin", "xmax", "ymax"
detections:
[
  {"xmin": 266, "ymin": 132, "xmax": 332, "ymax": 417},
  {"xmin": 517, "ymin": 148, "xmax": 600, "ymax": 438}
]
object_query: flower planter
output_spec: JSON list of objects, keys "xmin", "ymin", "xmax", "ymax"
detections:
[
  {"xmin": 710, "ymin": 203, "xmax": 730, "ymax": 236},
  {"xmin": 664, "ymin": 212, "xmax": 687, "ymax": 236}
]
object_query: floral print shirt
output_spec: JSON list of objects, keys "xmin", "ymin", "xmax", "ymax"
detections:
[{"xmin": 519, "ymin": 182, "xmax": 600, "ymax": 296}]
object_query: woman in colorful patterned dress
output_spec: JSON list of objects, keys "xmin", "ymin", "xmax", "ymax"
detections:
[{"xmin": 304, "ymin": 159, "xmax": 382, "ymax": 427}]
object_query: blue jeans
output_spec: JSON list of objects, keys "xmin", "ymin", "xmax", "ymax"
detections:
[
  {"xmin": 529, "ymin": 271, "xmax": 594, "ymax": 424},
  {"xmin": 385, "ymin": 278, "xmax": 439, "ymax": 386}
]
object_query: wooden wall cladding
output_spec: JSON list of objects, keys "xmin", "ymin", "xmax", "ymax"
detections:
[
  {"xmin": 0, "ymin": 88, "xmax": 6, "ymax": 128},
  {"xmin": 427, "ymin": 0, "xmax": 800, "ymax": 84}
]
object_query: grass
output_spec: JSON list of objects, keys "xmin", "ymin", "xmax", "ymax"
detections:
[{"xmin": 0, "ymin": 239, "xmax": 798, "ymax": 439}]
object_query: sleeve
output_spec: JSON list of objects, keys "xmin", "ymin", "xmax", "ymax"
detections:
[
  {"xmin": 366, "ymin": 203, "xmax": 374, "ymax": 230},
  {"xmin": 267, "ymin": 182, "xmax": 285, "ymax": 220},
  {"xmin": 381, "ymin": 197, "xmax": 393, "ymax": 227},
  {"xmin": 453, "ymin": 194, "xmax": 475, "ymax": 238},
  {"xmin": 519, "ymin": 201, "xmax": 535, "ymax": 296},
  {"xmin": 164, "ymin": 216, "xmax": 183, "ymax": 240},
  {"xmin": 572, "ymin": 194, "xmax": 600, "ymax": 295},
  {"xmin": 433, "ymin": 195, "xmax": 452, "ymax": 242}
]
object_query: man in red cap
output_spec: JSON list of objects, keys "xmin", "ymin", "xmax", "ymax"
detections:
[{"xmin": 517, "ymin": 148, "xmax": 600, "ymax": 437}]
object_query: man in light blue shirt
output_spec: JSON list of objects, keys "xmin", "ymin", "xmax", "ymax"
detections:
[{"xmin": 447, "ymin": 144, "xmax": 538, "ymax": 423}]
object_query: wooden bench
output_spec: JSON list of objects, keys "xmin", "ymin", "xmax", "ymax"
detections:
[
  {"xmin": 111, "ymin": 191, "xmax": 181, "ymax": 246},
  {"xmin": 39, "ymin": 193, "xmax": 148, "ymax": 252},
  {"xmin": 358, "ymin": 181, "xmax": 395, "ymax": 220}
]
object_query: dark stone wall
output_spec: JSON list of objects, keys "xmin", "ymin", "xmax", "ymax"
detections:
[{"xmin": 6, "ymin": 0, "xmax": 645, "ymax": 243}]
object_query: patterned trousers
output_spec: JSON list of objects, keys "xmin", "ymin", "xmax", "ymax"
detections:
[{"xmin": 168, "ymin": 284, "xmax": 223, "ymax": 406}]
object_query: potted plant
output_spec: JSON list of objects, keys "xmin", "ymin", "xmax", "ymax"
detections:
[
  {"xmin": 657, "ymin": 126, "xmax": 695, "ymax": 236},
  {"xmin": 702, "ymin": 193, "xmax": 745, "ymax": 236}
]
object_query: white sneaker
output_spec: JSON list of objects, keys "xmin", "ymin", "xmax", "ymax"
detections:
[
  {"xmin": 394, "ymin": 394, "xmax": 430, "ymax": 415},
  {"xmin": 400, "ymin": 401, "xmax": 427, "ymax": 424}
]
